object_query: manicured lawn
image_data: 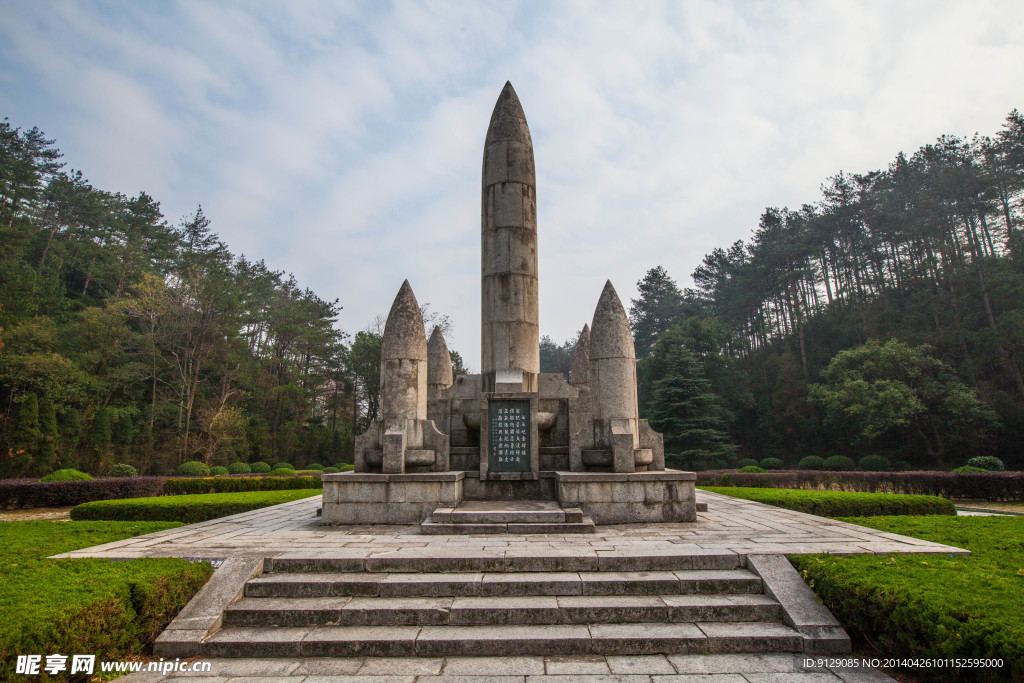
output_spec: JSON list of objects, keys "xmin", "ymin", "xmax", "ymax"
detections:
[
  {"xmin": 792, "ymin": 516, "xmax": 1024, "ymax": 681},
  {"xmin": 0, "ymin": 521, "xmax": 213, "ymax": 679},
  {"xmin": 700, "ymin": 486, "xmax": 955, "ymax": 517},
  {"xmin": 70, "ymin": 488, "xmax": 322, "ymax": 523}
]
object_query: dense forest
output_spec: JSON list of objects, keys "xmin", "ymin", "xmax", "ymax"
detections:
[
  {"xmin": 4, "ymin": 109, "xmax": 1022, "ymax": 477},
  {"xmin": 616, "ymin": 110, "xmax": 1024, "ymax": 471},
  {"xmin": 0, "ymin": 118, "xmax": 400, "ymax": 477}
]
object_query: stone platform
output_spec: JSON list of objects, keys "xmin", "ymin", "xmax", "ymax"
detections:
[
  {"xmin": 64, "ymin": 490, "xmax": 958, "ymax": 683},
  {"xmin": 421, "ymin": 500, "xmax": 597, "ymax": 534},
  {"xmin": 321, "ymin": 469, "xmax": 697, "ymax": 527}
]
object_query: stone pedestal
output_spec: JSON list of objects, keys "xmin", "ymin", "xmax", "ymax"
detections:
[
  {"xmin": 554, "ymin": 470, "xmax": 696, "ymax": 524},
  {"xmin": 321, "ymin": 471, "xmax": 464, "ymax": 525}
]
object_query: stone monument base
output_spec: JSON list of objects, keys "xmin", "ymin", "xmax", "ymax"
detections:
[{"xmin": 320, "ymin": 469, "xmax": 696, "ymax": 526}]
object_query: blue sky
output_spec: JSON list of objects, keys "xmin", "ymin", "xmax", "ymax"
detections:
[{"xmin": 2, "ymin": 1, "xmax": 1023, "ymax": 368}]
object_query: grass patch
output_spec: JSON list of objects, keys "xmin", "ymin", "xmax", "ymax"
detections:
[
  {"xmin": 700, "ymin": 486, "xmax": 955, "ymax": 517},
  {"xmin": 792, "ymin": 516, "xmax": 1024, "ymax": 681},
  {"xmin": 0, "ymin": 521, "xmax": 213, "ymax": 680},
  {"xmin": 70, "ymin": 488, "xmax": 321, "ymax": 523}
]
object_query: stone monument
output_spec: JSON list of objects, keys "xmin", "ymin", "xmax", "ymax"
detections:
[{"xmin": 321, "ymin": 82, "xmax": 696, "ymax": 527}]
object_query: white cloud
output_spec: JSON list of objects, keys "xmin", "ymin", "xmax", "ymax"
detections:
[{"xmin": 1, "ymin": 0, "xmax": 1023, "ymax": 361}]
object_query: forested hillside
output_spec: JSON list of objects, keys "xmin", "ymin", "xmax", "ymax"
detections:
[
  {"xmin": 623, "ymin": 110, "xmax": 1024, "ymax": 470},
  {"xmin": 0, "ymin": 118, "xmax": 379, "ymax": 477}
]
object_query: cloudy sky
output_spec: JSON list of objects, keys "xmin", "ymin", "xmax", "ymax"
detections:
[{"xmin": 1, "ymin": 1, "xmax": 1022, "ymax": 367}]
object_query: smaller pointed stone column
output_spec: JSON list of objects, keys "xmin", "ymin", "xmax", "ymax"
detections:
[
  {"xmin": 569, "ymin": 324, "xmax": 591, "ymax": 389},
  {"xmin": 354, "ymin": 281, "xmax": 449, "ymax": 474},
  {"xmin": 589, "ymin": 281, "xmax": 640, "ymax": 472},
  {"xmin": 427, "ymin": 326, "xmax": 454, "ymax": 434}
]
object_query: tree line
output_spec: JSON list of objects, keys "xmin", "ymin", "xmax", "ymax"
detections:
[
  {"xmin": 609, "ymin": 110, "xmax": 1024, "ymax": 470},
  {"xmin": 0, "ymin": 118, "xmax": 398, "ymax": 477}
]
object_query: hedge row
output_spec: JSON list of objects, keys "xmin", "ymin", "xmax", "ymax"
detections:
[
  {"xmin": 792, "ymin": 516, "xmax": 1024, "ymax": 680},
  {"xmin": 163, "ymin": 475, "xmax": 323, "ymax": 495},
  {"xmin": 69, "ymin": 489, "xmax": 322, "ymax": 524},
  {"xmin": 696, "ymin": 470, "xmax": 1024, "ymax": 501},
  {"xmin": 0, "ymin": 521, "xmax": 213, "ymax": 681},
  {"xmin": 0, "ymin": 477, "xmax": 167, "ymax": 509},
  {"xmin": 700, "ymin": 487, "xmax": 956, "ymax": 517}
]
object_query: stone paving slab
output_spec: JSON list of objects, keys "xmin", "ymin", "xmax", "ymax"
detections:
[
  {"xmin": 52, "ymin": 490, "xmax": 967, "ymax": 561},
  {"xmin": 117, "ymin": 654, "xmax": 896, "ymax": 681}
]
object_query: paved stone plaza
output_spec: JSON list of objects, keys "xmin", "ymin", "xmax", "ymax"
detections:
[{"xmin": 57, "ymin": 490, "xmax": 967, "ymax": 561}]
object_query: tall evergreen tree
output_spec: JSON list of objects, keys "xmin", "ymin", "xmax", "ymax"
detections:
[
  {"xmin": 630, "ymin": 266, "xmax": 686, "ymax": 358},
  {"xmin": 646, "ymin": 327, "xmax": 737, "ymax": 469}
]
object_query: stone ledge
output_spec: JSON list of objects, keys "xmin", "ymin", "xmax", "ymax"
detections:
[
  {"xmin": 154, "ymin": 556, "xmax": 264, "ymax": 657},
  {"xmin": 746, "ymin": 553, "xmax": 852, "ymax": 655}
]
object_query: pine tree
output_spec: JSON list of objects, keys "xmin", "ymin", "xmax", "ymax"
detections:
[
  {"xmin": 37, "ymin": 396, "xmax": 58, "ymax": 473},
  {"xmin": 10, "ymin": 393, "xmax": 40, "ymax": 475},
  {"xmin": 647, "ymin": 330, "xmax": 736, "ymax": 469},
  {"xmin": 629, "ymin": 266, "xmax": 685, "ymax": 358}
]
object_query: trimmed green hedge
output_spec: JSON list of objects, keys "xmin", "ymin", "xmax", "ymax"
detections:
[
  {"xmin": 70, "ymin": 489, "xmax": 321, "ymax": 523},
  {"xmin": 700, "ymin": 486, "xmax": 955, "ymax": 517},
  {"xmin": 163, "ymin": 475, "xmax": 322, "ymax": 495},
  {"xmin": 793, "ymin": 516, "xmax": 1024, "ymax": 680},
  {"xmin": 0, "ymin": 521, "xmax": 213, "ymax": 680},
  {"xmin": 40, "ymin": 468, "xmax": 92, "ymax": 482}
]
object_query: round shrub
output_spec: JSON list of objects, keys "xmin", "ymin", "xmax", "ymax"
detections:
[
  {"xmin": 41, "ymin": 468, "xmax": 92, "ymax": 482},
  {"xmin": 737, "ymin": 458, "xmax": 759, "ymax": 469},
  {"xmin": 759, "ymin": 457, "xmax": 785, "ymax": 470},
  {"xmin": 250, "ymin": 461, "xmax": 271, "ymax": 474},
  {"xmin": 175, "ymin": 461, "xmax": 211, "ymax": 477},
  {"xmin": 858, "ymin": 455, "xmax": 891, "ymax": 472},
  {"xmin": 307, "ymin": 463, "xmax": 325, "ymax": 471},
  {"xmin": 268, "ymin": 468, "xmax": 296, "ymax": 476},
  {"xmin": 272, "ymin": 462, "xmax": 294, "ymax": 471},
  {"xmin": 227, "ymin": 462, "xmax": 251, "ymax": 474},
  {"xmin": 797, "ymin": 456, "xmax": 826, "ymax": 471},
  {"xmin": 965, "ymin": 456, "xmax": 1004, "ymax": 471},
  {"xmin": 333, "ymin": 462, "xmax": 354, "ymax": 471},
  {"xmin": 209, "ymin": 466, "xmax": 229, "ymax": 476},
  {"xmin": 892, "ymin": 460, "xmax": 912, "ymax": 472},
  {"xmin": 824, "ymin": 455, "xmax": 856, "ymax": 471},
  {"xmin": 953, "ymin": 465, "xmax": 987, "ymax": 473},
  {"xmin": 739, "ymin": 465, "xmax": 766, "ymax": 473},
  {"xmin": 109, "ymin": 463, "xmax": 138, "ymax": 477},
  {"xmin": 323, "ymin": 466, "xmax": 340, "ymax": 474}
]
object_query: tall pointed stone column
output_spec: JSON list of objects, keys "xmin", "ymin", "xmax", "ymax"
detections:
[{"xmin": 481, "ymin": 81, "xmax": 539, "ymax": 393}]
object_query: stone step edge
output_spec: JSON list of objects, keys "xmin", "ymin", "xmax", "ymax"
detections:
[
  {"xmin": 419, "ymin": 518, "xmax": 597, "ymax": 535},
  {"xmin": 221, "ymin": 594, "xmax": 784, "ymax": 627},
  {"xmin": 430, "ymin": 506, "xmax": 586, "ymax": 524},
  {"xmin": 265, "ymin": 551, "xmax": 745, "ymax": 574},
  {"xmin": 244, "ymin": 569, "xmax": 766, "ymax": 598},
  {"xmin": 186, "ymin": 622, "xmax": 806, "ymax": 658}
]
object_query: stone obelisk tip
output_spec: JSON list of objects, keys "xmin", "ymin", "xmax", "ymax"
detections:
[
  {"xmin": 427, "ymin": 326, "xmax": 454, "ymax": 387},
  {"xmin": 382, "ymin": 280, "xmax": 427, "ymax": 362},
  {"xmin": 591, "ymin": 281, "xmax": 634, "ymax": 361}
]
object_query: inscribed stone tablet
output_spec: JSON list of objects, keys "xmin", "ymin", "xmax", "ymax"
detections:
[{"xmin": 487, "ymin": 400, "xmax": 531, "ymax": 472}]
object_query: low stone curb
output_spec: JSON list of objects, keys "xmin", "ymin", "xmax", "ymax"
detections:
[
  {"xmin": 746, "ymin": 554, "xmax": 851, "ymax": 654},
  {"xmin": 154, "ymin": 556, "xmax": 264, "ymax": 657}
]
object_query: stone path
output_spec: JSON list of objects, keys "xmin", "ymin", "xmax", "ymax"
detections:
[
  {"xmin": 54, "ymin": 490, "xmax": 967, "ymax": 561},
  {"xmin": 120, "ymin": 653, "xmax": 894, "ymax": 681}
]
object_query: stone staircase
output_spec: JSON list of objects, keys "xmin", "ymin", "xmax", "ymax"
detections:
[
  {"xmin": 189, "ymin": 553, "xmax": 835, "ymax": 658},
  {"xmin": 420, "ymin": 500, "xmax": 596, "ymax": 534}
]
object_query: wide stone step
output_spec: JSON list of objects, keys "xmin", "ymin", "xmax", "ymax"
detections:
[
  {"xmin": 203, "ymin": 621, "xmax": 803, "ymax": 657},
  {"xmin": 223, "ymin": 593, "xmax": 784, "ymax": 627},
  {"xmin": 265, "ymin": 551, "xmax": 743, "ymax": 573},
  {"xmin": 245, "ymin": 569, "xmax": 764, "ymax": 598},
  {"xmin": 431, "ymin": 501, "xmax": 582, "ymax": 524}
]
